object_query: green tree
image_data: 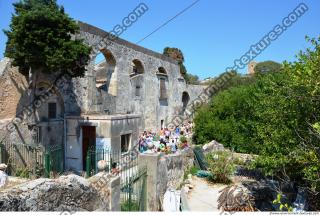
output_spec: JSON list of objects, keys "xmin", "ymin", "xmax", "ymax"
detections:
[
  {"xmin": 184, "ymin": 73, "xmax": 199, "ymax": 85},
  {"xmin": 163, "ymin": 47, "xmax": 199, "ymax": 84},
  {"xmin": 4, "ymin": 0, "xmax": 91, "ymax": 78},
  {"xmin": 4, "ymin": 0, "xmax": 91, "ymax": 128},
  {"xmin": 254, "ymin": 60, "xmax": 282, "ymax": 74},
  {"xmin": 193, "ymin": 37, "xmax": 320, "ymax": 198}
]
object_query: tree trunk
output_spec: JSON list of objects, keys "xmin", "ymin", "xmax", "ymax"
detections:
[
  {"xmin": 27, "ymin": 67, "xmax": 40, "ymax": 144},
  {"xmin": 28, "ymin": 67, "xmax": 38, "ymax": 175}
]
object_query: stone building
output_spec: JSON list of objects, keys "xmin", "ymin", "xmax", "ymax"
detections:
[
  {"xmin": 248, "ymin": 61, "xmax": 257, "ymax": 75},
  {"xmin": 0, "ymin": 21, "xmax": 204, "ymax": 173}
]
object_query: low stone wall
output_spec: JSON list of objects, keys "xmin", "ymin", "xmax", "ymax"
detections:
[
  {"xmin": 139, "ymin": 149, "xmax": 194, "ymax": 211},
  {"xmin": 0, "ymin": 173, "xmax": 120, "ymax": 211},
  {"xmin": 165, "ymin": 148, "xmax": 194, "ymax": 188}
]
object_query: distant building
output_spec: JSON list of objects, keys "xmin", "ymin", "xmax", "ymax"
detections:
[{"xmin": 248, "ymin": 61, "xmax": 257, "ymax": 75}]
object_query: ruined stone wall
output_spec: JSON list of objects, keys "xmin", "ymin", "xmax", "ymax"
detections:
[
  {"xmin": 139, "ymin": 150, "xmax": 194, "ymax": 211},
  {"xmin": 164, "ymin": 148, "xmax": 194, "ymax": 189},
  {"xmin": 77, "ymin": 22, "xmax": 205, "ymax": 131},
  {"xmin": 0, "ymin": 173, "xmax": 120, "ymax": 211},
  {"xmin": 0, "ymin": 58, "xmax": 28, "ymax": 121}
]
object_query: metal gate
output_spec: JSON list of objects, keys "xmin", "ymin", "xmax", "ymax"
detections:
[
  {"xmin": 44, "ymin": 143, "xmax": 64, "ymax": 177},
  {"xmin": 86, "ymin": 146, "xmax": 147, "ymax": 211},
  {"xmin": 120, "ymin": 166, "xmax": 147, "ymax": 211}
]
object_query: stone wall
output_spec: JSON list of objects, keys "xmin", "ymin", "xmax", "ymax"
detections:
[
  {"xmin": 0, "ymin": 58, "xmax": 28, "ymax": 121},
  {"xmin": 76, "ymin": 21, "xmax": 205, "ymax": 131},
  {"xmin": 139, "ymin": 149, "xmax": 194, "ymax": 211},
  {"xmin": 165, "ymin": 148, "xmax": 194, "ymax": 188},
  {"xmin": 0, "ymin": 173, "xmax": 120, "ymax": 211},
  {"xmin": 65, "ymin": 114, "xmax": 141, "ymax": 172}
]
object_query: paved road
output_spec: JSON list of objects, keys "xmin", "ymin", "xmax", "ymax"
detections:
[{"xmin": 183, "ymin": 176, "xmax": 227, "ymax": 211}]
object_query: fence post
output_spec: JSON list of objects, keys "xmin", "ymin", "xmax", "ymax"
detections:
[
  {"xmin": 138, "ymin": 153, "xmax": 161, "ymax": 211},
  {"xmin": 44, "ymin": 152, "xmax": 50, "ymax": 178},
  {"xmin": 86, "ymin": 150, "xmax": 91, "ymax": 178},
  {"xmin": 128, "ymin": 183, "xmax": 132, "ymax": 211},
  {"xmin": 0, "ymin": 144, "xmax": 3, "ymax": 163}
]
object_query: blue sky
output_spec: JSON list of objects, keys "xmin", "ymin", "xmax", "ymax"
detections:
[{"xmin": 0, "ymin": 0, "xmax": 319, "ymax": 79}]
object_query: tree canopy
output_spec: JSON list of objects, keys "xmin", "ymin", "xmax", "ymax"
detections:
[
  {"xmin": 163, "ymin": 47, "xmax": 199, "ymax": 84},
  {"xmin": 193, "ymin": 36, "xmax": 320, "ymax": 194},
  {"xmin": 4, "ymin": 0, "xmax": 91, "ymax": 78},
  {"xmin": 254, "ymin": 60, "xmax": 282, "ymax": 74}
]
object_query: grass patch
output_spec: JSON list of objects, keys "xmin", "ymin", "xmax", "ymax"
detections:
[{"xmin": 121, "ymin": 199, "xmax": 139, "ymax": 211}]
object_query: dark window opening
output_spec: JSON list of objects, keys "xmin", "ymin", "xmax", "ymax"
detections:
[
  {"xmin": 182, "ymin": 92, "xmax": 190, "ymax": 110},
  {"xmin": 158, "ymin": 67, "xmax": 167, "ymax": 74},
  {"xmin": 159, "ymin": 78, "xmax": 167, "ymax": 99},
  {"xmin": 121, "ymin": 134, "xmax": 131, "ymax": 153},
  {"xmin": 135, "ymin": 85, "xmax": 141, "ymax": 97},
  {"xmin": 48, "ymin": 103, "xmax": 57, "ymax": 119},
  {"xmin": 133, "ymin": 65, "xmax": 138, "ymax": 74}
]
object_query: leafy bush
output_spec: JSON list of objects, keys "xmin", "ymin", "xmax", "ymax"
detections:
[
  {"xmin": 193, "ymin": 36, "xmax": 320, "ymax": 196},
  {"xmin": 120, "ymin": 199, "xmax": 139, "ymax": 211},
  {"xmin": 206, "ymin": 151, "xmax": 235, "ymax": 184},
  {"xmin": 183, "ymin": 166, "xmax": 199, "ymax": 180},
  {"xmin": 15, "ymin": 167, "xmax": 31, "ymax": 178}
]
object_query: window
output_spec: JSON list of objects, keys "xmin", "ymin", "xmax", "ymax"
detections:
[
  {"xmin": 133, "ymin": 65, "xmax": 138, "ymax": 74},
  {"xmin": 121, "ymin": 134, "xmax": 131, "ymax": 153},
  {"xmin": 48, "ymin": 103, "xmax": 57, "ymax": 119},
  {"xmin": 159, "ymin": 78, "xmax": 167, "ymax": 99},
  {"xmin": 182, "ymin": 92, "xmax": 190, "ymax": 109},
  {"xmin": 131, "ymin": 60, "xmax": 144, "ymax": 76},
  {"xmin": 135, "ymin": 85, "xmax": 141, "ymax": 97},
  {"xmin": 158, "ymin": 67, "xmax": 167, "ymax": 74}
]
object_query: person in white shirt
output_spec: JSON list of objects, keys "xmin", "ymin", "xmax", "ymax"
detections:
[{"xmin": 0, "ymin": 163, "xmax": 8, "ymax": 189}]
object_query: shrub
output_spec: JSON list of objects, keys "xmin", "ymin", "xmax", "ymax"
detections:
[
  {"xmin": 183, "ymin": 166, "xmax": 199, "ymax": 180},
  {"xmin": 206, "ymin": 151, "xmax": 235, "ymax": 184},
  {"xmin": 15, "ymin": 167, "xmax": 31, "ymax": 178}
]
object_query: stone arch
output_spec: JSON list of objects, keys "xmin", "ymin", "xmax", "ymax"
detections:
[
  {"xmin": 130, "ymin": 59, "xmax": 145, "ymax": 100},
  {"xmin": 130, "ymin": 59, "xmax": 144, "ymax": 76},
  {"xmin": 94, "ymin": 49, "xmax": 117, "ymax": 96},
  {"xmin": 182, "ymin": 91, "xmax": 190, "ymax": 110},
  {"xmin": 158, "ymin": 67, "xmax": 167, "ymax": 74}
]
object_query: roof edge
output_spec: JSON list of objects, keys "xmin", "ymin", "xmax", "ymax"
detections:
[{"xmin": 77, "ymin": 21, "xmax": 178, "ymax": 65}]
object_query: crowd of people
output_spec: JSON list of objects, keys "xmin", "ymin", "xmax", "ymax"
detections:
[{"xmin": 138, "ymin": 122, "xmax": 193, "ymax": 154}]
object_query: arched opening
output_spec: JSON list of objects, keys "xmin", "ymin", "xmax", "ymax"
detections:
[
  {"xmin": 131, "ymin": 59, "xmax": 144, "ymax": 76},
  {"xmin": 182, "ymin": 91, "xmax": 190, "ymax": 110},
  {"xmin": 158, "ymin": 67, "xmax": 167, "ymax": 74},
  {"xmin": 94, "ymin": 49, "xmax": 117, "ymax": 96}
]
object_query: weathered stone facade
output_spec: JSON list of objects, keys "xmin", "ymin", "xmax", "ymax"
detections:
[
  {"xmin": 0, "ymin": 21, "xmax": 204, "ymax": 174},
  {"xmin": 138, "ymin": 149, "xmax": 194, "ymax": 211},
  {"xmin": 76, "ymin": 21, "xmax": 205, "ymax": 131}
]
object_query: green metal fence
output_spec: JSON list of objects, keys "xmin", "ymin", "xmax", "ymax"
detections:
[
  {"xmin": 120, "ymin": 166, "xmax": 147, "ymax": 211},
  {"xmin": 44, "ymin": 144, "xmax": 64, "ymax": 177},
  {"xmin": 85, "ymin": 146, "xmax": 147, "ymax": 211}
]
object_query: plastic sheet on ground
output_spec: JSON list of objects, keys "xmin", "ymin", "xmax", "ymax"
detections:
[{"xmin": 163, "ymin": 188, "xmax": 181, "ymax": 212}]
